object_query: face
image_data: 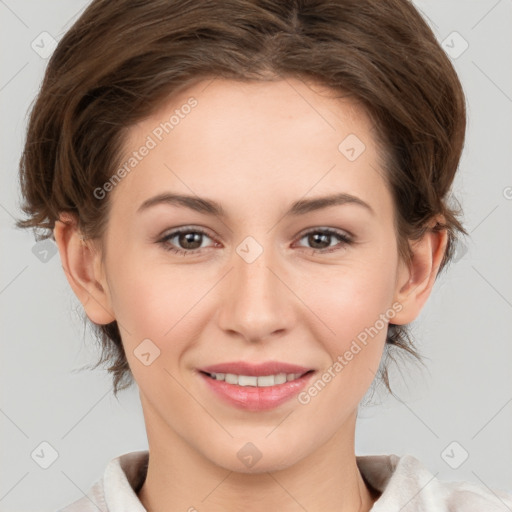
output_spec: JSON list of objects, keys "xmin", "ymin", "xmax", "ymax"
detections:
[{"xmin": 96, "ymin": 78, "xmax": 409, "ymax": 472}]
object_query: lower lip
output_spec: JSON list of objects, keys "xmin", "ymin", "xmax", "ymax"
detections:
[{"xmin": 199, "ymin": 372, "xmax": 315, "ymax": 411}]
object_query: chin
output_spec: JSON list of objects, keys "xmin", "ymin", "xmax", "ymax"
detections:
[{"xmin": 204, "ymin": 438, "xmax": 311, "ymax": 474}]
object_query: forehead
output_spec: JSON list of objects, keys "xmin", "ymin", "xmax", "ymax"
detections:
[
  {"xmin": 132, "ymin": 77, "xmax": 375, "ymax": 150},
  {"xmin": 110, "ymin": 78, "xmax": 389, "ymax": 220}
]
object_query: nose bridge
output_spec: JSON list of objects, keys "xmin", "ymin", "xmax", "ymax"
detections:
[{"xmin": 217, "ymin": 236, "xmax": 292, "ymax": 342}]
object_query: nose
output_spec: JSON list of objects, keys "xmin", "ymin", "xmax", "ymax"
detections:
[{"xmin": 217, "ymin": 243, "xmax": 295, "ymax": 343}]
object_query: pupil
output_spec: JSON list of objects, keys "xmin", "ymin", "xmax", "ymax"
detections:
[
  {"xmin": 310, "ymin": 233, "xmax": 329, "ymax": 249},
  {"xmin": 180, "ymin": 232, "xmax": 202, "ymax": 249}
]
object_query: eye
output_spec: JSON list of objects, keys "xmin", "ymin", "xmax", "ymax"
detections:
[
  {"xmin": 158, "ymin": 227, "xmax": 216, "ymax": 256},
  {"xmin": 295, "ymin": 228, "xmax": 352, "ymax": 254},
  {"xmin": 157, "ymin": 226, "xmax": 353, "ymax": 256}
]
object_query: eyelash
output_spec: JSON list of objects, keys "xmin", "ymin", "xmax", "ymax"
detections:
[{"xmin": 157, "ymin": 226, "xmax": 353, "ymax": 256}]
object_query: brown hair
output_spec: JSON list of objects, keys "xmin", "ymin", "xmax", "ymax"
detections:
[{"xmin": 16, "ymin": 0, "xmax": 467, "ymax": 399}]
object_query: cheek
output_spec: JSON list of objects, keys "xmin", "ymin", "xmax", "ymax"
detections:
[
  {"xmin": 106, "ymin": 262, "xmax": 207, "ymax": 397},
  {"xmin": 295, "ymin": 269, "xmax": 395, "ymax": 418},
  {"xmin": 309, "ymin": 260, "xmax": 397, "ymax": 340},
  {"xmin": 300, "ymin": 255, "xmax": 398, "ymax": 403},
  {"xmin": 105, "ymin": 253, "xmax": 200, "ymax": 354}
]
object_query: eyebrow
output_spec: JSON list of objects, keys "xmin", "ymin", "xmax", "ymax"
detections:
[{"xmin": 136, "ymin": 192, "xmax": 375, "ymax": 217}]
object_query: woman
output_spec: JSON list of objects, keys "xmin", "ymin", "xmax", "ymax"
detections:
[{"xmin": 16, "ymin": 0, "xmax": 512, "ymax": 510}]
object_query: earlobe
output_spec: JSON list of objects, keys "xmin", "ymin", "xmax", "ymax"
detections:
[
  {"xmin": 53, "ymin": 212, "xmax": 115, "ymax": 325},
  {"xmin": 392, "ymin": 219, "xmax": 448, "ymax": 325}
]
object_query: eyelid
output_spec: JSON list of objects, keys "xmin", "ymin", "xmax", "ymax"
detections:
[
  {"xmin": 157, "ymin": 225, "xmax": 353, "ymax": 241},
  {"xmin": 297, "ymin": 226, "xmax": 353, "ymax": 240},
  {"xmin": 158, "ymin": 225, "xmax": 215, "ymax": 240}
]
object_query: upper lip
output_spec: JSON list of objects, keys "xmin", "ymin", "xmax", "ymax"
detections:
[{"xmin": 199, "ymin": 361, "xmax": 314, "ymax": 377}]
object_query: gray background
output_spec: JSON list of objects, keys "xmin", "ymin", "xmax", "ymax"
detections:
[{"xmin": 1, "ymin": 1, "xmax": 511, "ymax": 510}]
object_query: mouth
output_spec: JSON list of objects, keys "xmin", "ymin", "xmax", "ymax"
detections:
[
  {"xmin": 197, "ymin": 361, "xmax": 316, "ymax": 411},
  {"xmin": 199, "ymin": 370, "xmax": 314, "ymax": 387}
]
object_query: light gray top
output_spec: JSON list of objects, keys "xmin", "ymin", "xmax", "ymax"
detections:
[{"xmin": 58, "ymin": 450, "xmax": 512, "ymax": 511}]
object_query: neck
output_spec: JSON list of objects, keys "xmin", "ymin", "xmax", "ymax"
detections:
[{"xmin": 137, "ymin": 404, "xmax": 379, "ymax": 512}]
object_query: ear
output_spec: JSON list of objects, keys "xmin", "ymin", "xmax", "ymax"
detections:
[
  {"xmin": 391, "ymin": 217, "xmax": 448, "ymax": 325},
  {"xmin": 53, "ymin": 212, "xmax": 115, "ymax": 324}
]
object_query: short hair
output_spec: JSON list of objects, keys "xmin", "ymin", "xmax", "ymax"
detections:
[{"xmin": 16, "ymin": 0, "xmax": 467, "ymax": 398}]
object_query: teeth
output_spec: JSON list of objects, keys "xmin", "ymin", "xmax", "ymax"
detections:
[
  {"xmin": 225, "ymin": 373, "xmax": 238, "ymax": 384},
  {"xmin": 238, "ymin": 375, "xmax": 258, "ymax": 386},
  {"xmin": 209, "ymin": 372, "xmax": 304, "ymax": 387}
]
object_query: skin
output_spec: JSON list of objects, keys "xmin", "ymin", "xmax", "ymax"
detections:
[{"xmin": 54, "ymin": 77, "xmax": 447, "ymax": 512}]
